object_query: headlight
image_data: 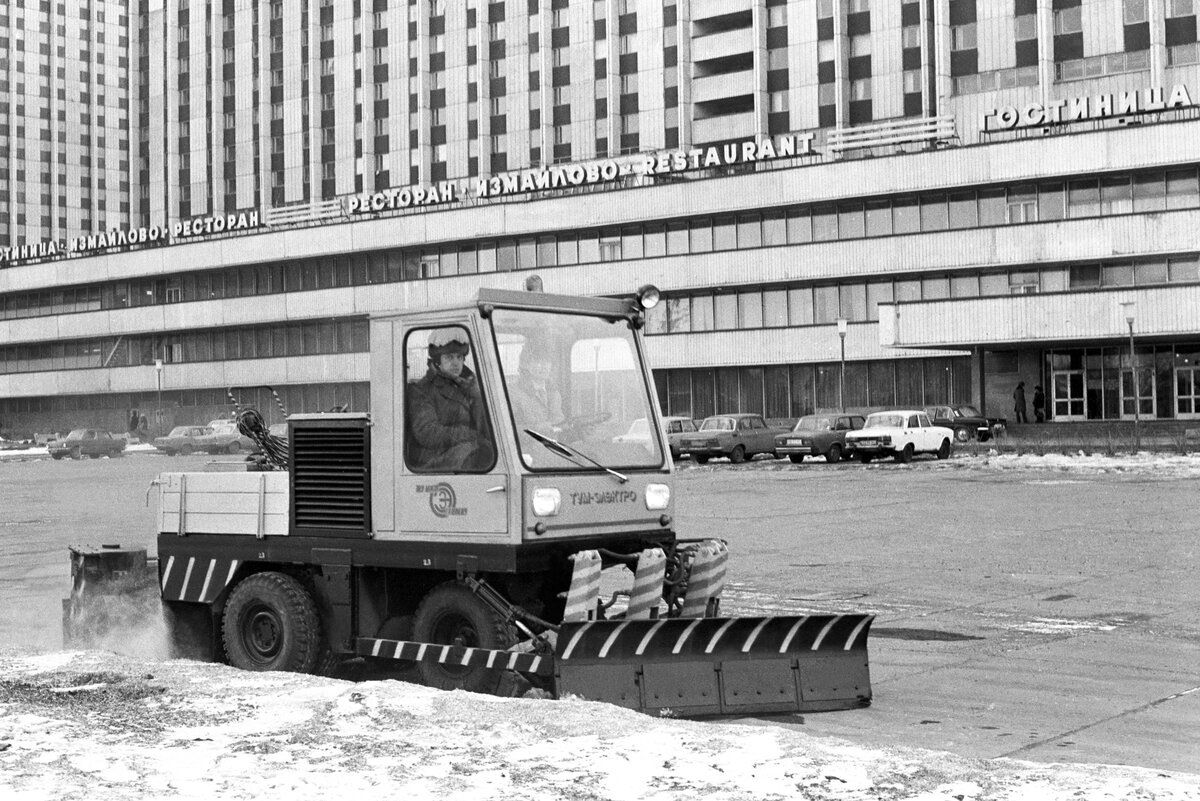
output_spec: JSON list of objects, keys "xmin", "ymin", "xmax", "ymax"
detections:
[
  {"xmin": 645, "ymin": 483, "xmax": 670, "ymax": 510},
  {"xmin": 531, "ymin": 487, "xmax": 561, "ymax": 517},
  {"xmin": 881, "ymin": 435, "xmax": 892, "ymax": 445}
]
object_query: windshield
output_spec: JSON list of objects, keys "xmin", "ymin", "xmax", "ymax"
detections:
[
  {"xmin": 492, "ymin": 308, "xmax": 663, "ymax": 470},
  {"xmin": 865, "ymin": 413, "xmax": 906, "ymax": 429},
  {"xmin": 700, "ymin": 418, "xmax": 734, "ymax": 431},
  {"xmin": 794, "ymin": 416, "xmax": 832, "ymax": 431}
]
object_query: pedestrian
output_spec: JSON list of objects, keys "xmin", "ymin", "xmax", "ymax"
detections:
[
  {"xmin": 1032, "ymin": 385, "xmax": 1046, "ymax": 423},
  {"xmin": 1012, "ymin": 381, "xmax": 1028, "ymax": 424}
]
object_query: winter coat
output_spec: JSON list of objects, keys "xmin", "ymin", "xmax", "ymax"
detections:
[{"xmin": 408, "ymin": 366, "xmax": 491, "ymax": 470}]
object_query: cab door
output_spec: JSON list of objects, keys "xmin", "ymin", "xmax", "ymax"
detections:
[{"xmin": 394, "ymin": 323, "xmax": 509, "ymax": 540}]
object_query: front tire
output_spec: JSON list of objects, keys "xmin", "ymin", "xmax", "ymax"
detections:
[
  {"xmin": 788, "ymin": 454, "xmax": 805, "ymax": 464},
  {"xmin": 180, "ymin": 444, "xmax": 193, "ymax": 456},
  {"xmin": 692, "ymin": 454, "xmax": 709, "ymax": 465},
  {"xmin": 937, "ymin": 439, "xmax": 951, "ymax": 460},
  {"xmin": 826, "ymin": 444, "xmax": 843, "ymax": 464},
  {"xmin": 222, "ymin": 572, "xmax": 322, "ymax": 673},
  {"xmin": 226, "ymin": 441, "xmax": 242, "ymax": 454},
  {"xmin": 729, "ymin": 445, "xmax": 746, "ymax": 464},
  {"xmin": 856, "ymin": 453, "xmax": 874, "ymax": 463},
  {"xmin": 411, "ymin": 582, "xmax": 517, "ymax": 695},
  {"xmin": 895, "ymin": 443, "xmax": 915, "ymax": 464}
]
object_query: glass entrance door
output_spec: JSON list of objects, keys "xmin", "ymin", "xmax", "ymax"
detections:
[
  {"xmin": 1176, "ymin": 366, "xmax": 1200, "ymax": 420},
  {"xmin": 1120, "ymin": 366, "xmax": 1155, "ymax": 419},
  {"xmin": 1052, "ymin": 370, "xmax": 1085, "ymax": 420}
]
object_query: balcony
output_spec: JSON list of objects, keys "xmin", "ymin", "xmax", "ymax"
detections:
[
  {"xmin": 691, "ymin": 70, "xmax": 755, "ymax": 105},
  {"xmin": 691, "ymin": 27, "xmax": 754, "ymax": 64},
  {"xmin": 692, "ymin": 0, "xmax": 752, "ymax": 22},
  {"xmin": 691, "ymin": 111, "xmax": 758, "ymax": 145}
]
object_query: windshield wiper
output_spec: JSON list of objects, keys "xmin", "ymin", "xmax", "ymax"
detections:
[{"xmin": 523, "ymin": 428, "xmax": 628, "ymax": 483}]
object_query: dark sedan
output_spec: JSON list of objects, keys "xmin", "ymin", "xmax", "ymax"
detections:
[
  {"xmin": 923, "ymin": 405, "xmax": 1006, "ymax": 443},
  {"xmin": 774, "ymin": 414, "xmax": 865, "ymax": 464}
]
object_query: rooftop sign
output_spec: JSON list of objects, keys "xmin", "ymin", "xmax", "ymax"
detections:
[
  {"xmin": 982, "ymin": 84, "xmax": 1194, "ymax": 132},
  {"xmin": 0, "ymin": 210, "xmax": 261, "ymax": 267},
  {"xmin": 346, "ymin": 133, "xmax": 814, "ymax": 215}
]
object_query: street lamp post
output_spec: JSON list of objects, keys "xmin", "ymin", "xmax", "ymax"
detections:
[
  {"xmin": 836, "ymin": 318, "xmax": 848, "ymax": 413},
  {"xmin": 154, "ymin": 358, "xmax": 164, "ymax": 437},
  {"xmin": 1120, "ymin": 301, "xmax": 1139, "ymax": 451}
]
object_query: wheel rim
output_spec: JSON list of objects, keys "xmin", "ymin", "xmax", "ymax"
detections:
[
  {"xmin": 227, "ymin": 442, "xmax": 241, "ymax": 453},
  {"xmin": 731, "ymin": 446, "xmax": 745, "ymax": 463},
  {"xmin": 428, "ymin": 611, "xmax": 479, "ymax": 678},
  {"xmin": 955, "ymin": 428, "xmax": 969, "ymax": 442},
  {"xmin": 241, "ymin": 604, "xmax": 283, "ymax": 665}
]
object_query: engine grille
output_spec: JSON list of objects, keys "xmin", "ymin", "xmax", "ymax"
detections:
[{"xmin": 289, "ymin": 414, "xmax": 371, "ymax": 537}]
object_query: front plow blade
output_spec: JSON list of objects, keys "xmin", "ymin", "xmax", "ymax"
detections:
[{"xmin": 554, "ymin": 615, "xmax": 873, "ymax": 716}]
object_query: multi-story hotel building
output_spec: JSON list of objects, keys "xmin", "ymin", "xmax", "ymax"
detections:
[{"xmin": 3, "ymin": 0, "xmax": 1200, "ymax": 438}]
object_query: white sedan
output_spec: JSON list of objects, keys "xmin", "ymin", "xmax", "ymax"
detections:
[{"xmin": 844, "ymin": 410, "xmax": 953, "ymax": 463}]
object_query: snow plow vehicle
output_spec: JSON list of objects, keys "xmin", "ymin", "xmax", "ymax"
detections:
[{"xmin": 64, "ymin": 284, "xmax": 873, "ymax": 716}]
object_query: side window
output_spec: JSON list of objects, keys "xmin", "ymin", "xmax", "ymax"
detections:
[
  {"xmin": 403, "ymin": 326, "xmax": 496, "ymax": 473},
  {"xmin": 907, "ymin": 414, "xmax": 919, "ymax": 428}
]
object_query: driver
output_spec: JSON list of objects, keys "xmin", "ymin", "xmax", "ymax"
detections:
[
  {"xmin": 408, "ymin": 327, "xmax": 493, "ymax": 471},
  {"xmin": 509, "ymin": 342, "xmax": 565, "ymax": 436}
]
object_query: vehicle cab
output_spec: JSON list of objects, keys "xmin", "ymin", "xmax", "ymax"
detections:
[{"xmin": 362, "ymin": 286, "xmax": 675, "ymax": 564}]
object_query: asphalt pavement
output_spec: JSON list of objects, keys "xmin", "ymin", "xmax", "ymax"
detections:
[
  {"xmin": 672, "ymin": 456, "xmax": 1200, "ymax": 774},
  {"xmin": 1, "ymin": 451, "xmax": 1196, "ymax": 775}
]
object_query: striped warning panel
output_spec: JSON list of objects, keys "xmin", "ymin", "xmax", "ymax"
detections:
[
  {"xmin": 159, "ymin": 554, "xmax": 241, "ymax": 603},
  {"xmin": 356, "ymin": 637, "xmax": 554, "ymax": 676},
  {"xmin": 556, "ymin": 614, "xmax": 873, "ymax": 663}
]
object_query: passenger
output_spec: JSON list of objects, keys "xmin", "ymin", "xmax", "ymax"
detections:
[
  {"xmin": 408, "ymin": 327, "xmax": 493, "ymax": 471},
  {"xmin": 509, "ymin": 342, "xmax": 566, "ymax": 436}
]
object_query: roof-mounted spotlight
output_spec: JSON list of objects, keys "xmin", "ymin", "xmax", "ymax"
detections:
[{"xmin": 635, "ymin": 284, "xmax": 660, "ymax": 311}]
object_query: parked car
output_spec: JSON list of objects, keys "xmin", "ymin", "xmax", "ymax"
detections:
[
  {"xmin": 152, "ymin": 425, "xmax": 213, "ymax": 455},
  {"xmin": 48, "ymin": 429, "xmax": 126, "ymax": 460},
  {"xmin": 680, "ymin": 413, "xmax": 788, "ymax": 464},
  {"xmin": 844, "ymin": 410, "xmax": 953, "ymax": 463},
  {"xmin": 194, "ymin": 421, "xmax": 257, "ymax": 454},
  {"xmin": 612, "ymin": 415, "xmax": 698, "ymax": 459},
  {"xmin": 775, "ymin": 413, "xmax": 866, "ymax": 464},
  {"xmin": 923, "ymin": 405, "xmax": 1006, "ymax": 443}
]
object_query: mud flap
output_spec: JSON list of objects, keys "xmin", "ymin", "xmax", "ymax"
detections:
[
  {"xmin": 62, "ymin": 545, "xmax": 159, "ymax": 648},
  {"xmin": 553, "ymin": 614, "xmax": 873, "ymax": 715}
]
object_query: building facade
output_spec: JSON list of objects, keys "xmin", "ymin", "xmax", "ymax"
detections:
[{"xmin": 3, "ymin": 0, "xmax": 1200, "ymax": 437}]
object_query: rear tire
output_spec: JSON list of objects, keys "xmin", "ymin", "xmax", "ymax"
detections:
[
  {"xmin": 729, "ymin": 445, "xmax": 746, "ymax": 464},
  {"xmin": 226, "ymin": 441, "xmax": 242, "ymax": 454},
  {"xmin": 788, "ymin": 454, "xmax": 805, "ymax": 464},
  {"xmin": 411, "ymin": 582, "xmax": 517, "ymax": 696},
  {"xmin": 826, "ymin": 444, "xmax": 842, "ymax": 464},
  {"xmin": 937, "ymin": 439, "xmax": 951, "ymax": 460},
  {"xmin": 180, "ymin": 444, "xmax": 193, "ymax": 456},
  {"xmin": 895, "ymin": 444, "xmax": 914, "ymax": 464},
  {"xmin": 222, "ymin": 572, "xmax": 322, "ymax": 673}
]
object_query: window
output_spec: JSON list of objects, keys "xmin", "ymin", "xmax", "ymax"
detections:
[
  {"xmin": 1015, "ymin": 14, "xmax": 1037, "ymax": 40},
  {"xmin": 849, "ymin": 34, "xmax": 871, "ymax": 57},
  {"xmin": 403, "ymin": 327, "xmax": 496, "ymax": 473},
  {"xmin": 850, "ymin": 79, "xmax": 871, "ymax": 101},
  {"xmin": 1124, "ymin": 0, "xmax": 1147, "ymax": 24},
  {"xmin": 951, "ymin": 24, "xmax": 976, "ymax": 51},
  {"xmin": 1170, "ymin": 0, "xmax": 1194, "ymax": 15},
  {"xmin": 903, "ymin": 69, "xmax": 921, "ymax": 93},
  {"xmin": 1054, "ymin": 7, "xmax": 1082, "ymax": 35},
  {"xmin": 901, "ymin": 25, "xmax": 921, "ymax": 49}
]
